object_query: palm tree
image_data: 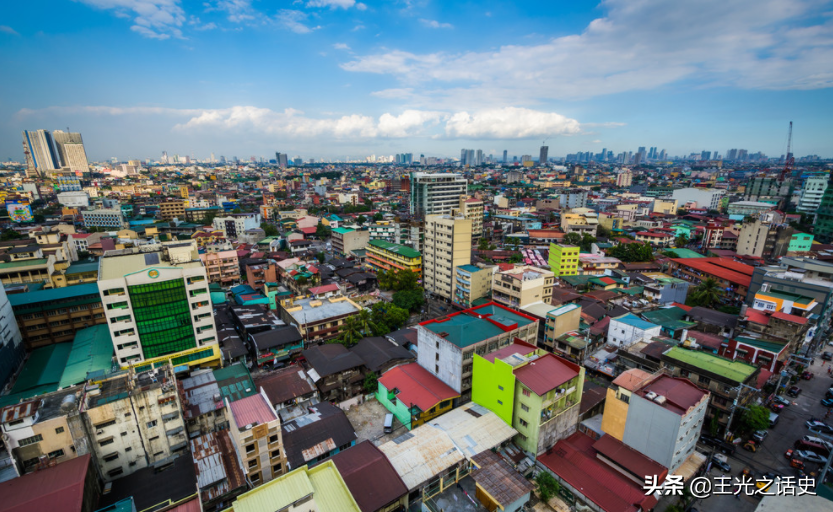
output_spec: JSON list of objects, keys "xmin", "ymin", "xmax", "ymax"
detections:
[{"xmin": 690, "ymin": 277, "xmax": 722, "ymax": 308}]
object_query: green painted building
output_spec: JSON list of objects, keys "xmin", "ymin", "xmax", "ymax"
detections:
[
  {"xmin": 789, "ymin": 232, "xmax": 814, "ymax": 252},
  {"xmin": 376, "ymin": 362, "xmax": 458, "ymax": 430},
  {"xmin": 472, "ymin": 342, "xmax": 584, "ymax": 456}
]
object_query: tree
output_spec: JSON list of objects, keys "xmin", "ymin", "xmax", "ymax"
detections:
[
  {"xmin": 596, "ymin": 224, "xmax": 611, "ymax": 239},
  {"xmin": 315, "ymin": 251, "xmax": 325, "ymax": 264},
  {"xmin": 370, "ymin": 302, "xmax": 410, "ymax": 334},
  {"xmin": 261, "ymin": 222, "xmax": 279, "ymax": 237},
  {"xmin": 377, "ymin": 268, "xmax": 418, "ymax": 292},
  {"xmin": 232, "ymin": 207, "xmax": 242, "ymax": 213},
  {"xmin": 687, "ymin": 277, "xmax": 722, "ymax": 308},
  {"xmin": 563, "ymin": 232, "xmax": 582, "ymax": 246},
  {"xmin": 373, "ymin": 213, "xmax": 383, "ymax": 222},
  {"xmin": 675, "ymin": 234, "xmax": 689, "ymax": 248},
  {"xmin": 508, "ymin": 253, "xmax": 523, "ymax": 263},
  {"xmin": 739, "ymin": 404, "xmax": 770, "ymax": 433},
  {"xmin": 392, "ymin": 288, "xmax": 425, "ymax": 312},
  {"xmin": 356, "ymin": 215, "xmax": 367, "ymax": 226},
  {"xmin": 607, "ymin": 242, "xmax": 655, "ymax": 262},
  {"xmin": 708, "ymin": 413, "xmax": 720, "ymax": 437},
  {"xmin": 316, "ymin": 223, "xmax": 331, "ymax": 239},
  {"xmin": 535, "ymin": 471, "xmax": 560, "ymax": 503},
  {"xmin": 0, "ymin": 229, "xmax": 23, "ymax": 241},
  {"xmin": 505, "ymin": 237, "xmax": 521, "ymax": 250},
  {"xmin": 579, "ymin": 233, "xmax": 597, "ymax": 252},
  {"xmin": 297, "ymin": 276, "xmax": 308, "ymax": 286},
  {"xmin": 363, "ymin": 372, "xmax": 378, "ymax": 394},
  {"xmin": 478, "ymin": 238, "xmax": 490, "ymax": 251}
]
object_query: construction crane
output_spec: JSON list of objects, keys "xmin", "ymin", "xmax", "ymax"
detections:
[{"xmin": 780, "ymin": 121, "xmax": 794, "ymax": 182}]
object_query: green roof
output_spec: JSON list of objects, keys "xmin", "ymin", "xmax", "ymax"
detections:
[
  {"xmin": 332, "ymin": 227, "xmax": 354, "ymax": 235},
  {"xmin": 457, "ymin": 264, "xmax": 482, "ymax": 273},
  {"xmin": 756, "ymin": 290, "xmax": 815, "ymax": 306},
  {"xmin": 367, "ymin": 239, "xmax": 421, "ymax": 258},
  {"xmin": 733, "ymin": 337, "xmax": 788, "ymax": 354},
  {"xmin": 666, "ymin": 248, "xmax": 704, "ymax": 258},
  {"xmin": 0, "ymin": 258, "xmax": 49, "ymax": 269},
  {"xmin": 213, "ymin": 363, "xmax": 256, "ymax": 403},
  {"xmin": 58, "ymin": 325, "xmax": 115, "ymax": 388},
  {"xmin": 642, "ymin": 307, "xmax": 697, "ymax": 330},
  {"xmin": 423, "ymin": 305, "xmax": 533, "ymax": 347},
  {"xmin": 10, "ymin": 343, "xmax": 73, "ymax": 396},
  {"xmin": 664, "ymin": 347, "xmax": 757, "ymax": 384},
  {"xmin": 8, "ymin": 283, "xmax": 101, "ymax": 308}
]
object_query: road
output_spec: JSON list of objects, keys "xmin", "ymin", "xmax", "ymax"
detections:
[{"xmin": 688, "ymin": 353, "xmax": 833, "ymax": 512}]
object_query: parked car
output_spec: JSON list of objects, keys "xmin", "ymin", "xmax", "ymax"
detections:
[
  {"xmin": 803, "ymin": 436, "xmax": 833, "ymax": 452},
  {"xmin": 773, "ymin": 395, "xmax": 791, "ymax": 406},
  {"xmin": 802, "ymin": 371, "xmax": 814, "ymax": 380},
  {"xmin": 821, "ymin": 398, "xmax": 833, "ymax": 407},
  {"xmin": 717, "ymin": 441, "xmax": 736, "ymax": 455},
  {"xmin": 753, "ymin": 430, "xmax": 769, "ymax": 443},
  {"xmin": 784, "ymin": 448, "xmax": 795, "ymax": 459},
  {"xmin": 796, "ymin": 450, "xmax": 827, "ymax": 464},
  {"xmin": 822, "ymin": 351, "xmax": 833, "ymax": 361},
  {"xmin": 827, "ymin": 388, "xmax": 833, "ymax": 399},
  {"xmin": 699, "ymin": 434, "xmax": 720, "ymax": 446},
  {"xmin": 769, "ymin": 402, "xmax": 785, "ymax": 412},
  {"xmin": 712, "ymin": 457, "xmax": 731, "ymax": 473},
  {"xmin": 806, "ymin": 419, "xmax": 833, "ymax": 435},
  {"xmin": 788, "ymin": 386, "xmax": 802, "ymax": 397}
]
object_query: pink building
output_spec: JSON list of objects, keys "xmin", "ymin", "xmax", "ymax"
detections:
[{"xmin": 200, "ymin": 250, "xmax": 240, "ymax": 284}]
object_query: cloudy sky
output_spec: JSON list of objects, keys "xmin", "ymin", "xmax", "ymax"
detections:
[{"xmin": 0, "ymin": 0, "xmax": 831, "ymax": 162}]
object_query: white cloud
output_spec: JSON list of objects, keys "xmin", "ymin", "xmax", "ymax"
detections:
[
  {"xmin": 444, "ymin": 107, "xmax": 581, "ymax": 139},
  {"xmin": 307, "ymin": 0, "xmax": 364, "ymax": 9},
  {"xmin": 343, "ymin": 0, "xmax": 833, "ymax": 102},
  {"xmin": 377, "ymin": 110, "xmax": 445, "ymax": 137},
  {"xmin": 352, "ymin": 24, "xmax": 365, "ymax": 31},
  {"xmin": 419, "ymin": 19, "xmax": 453, "ymax": 29},
  {"xmin": 275, "ymin": 10, "xmax": 321, "ymax": 34},
  {"xmin": 333, "ymin": 42, "xmax": 351, "ymax": 50},
  {"xmin": 205, "ymin": 0, "xmax": 256, "ymax": 22},
  {"xmin": 76, "ymin": 0, "xmax": 186, "ymax": 39},
  {"xmin": 0, "ymin": 25, "xmax": 19, "ymax": 35}
]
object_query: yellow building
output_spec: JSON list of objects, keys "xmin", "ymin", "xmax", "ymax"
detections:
[
  {"xmin": 365, "ymin": 240, "xmax": 422, "ymax": 274},
  {"xmin": 491, "ymin": 265, "xmax": 555, "ymax": 309},
  {"xmin": 548, "ymin": 244, "xmax": 579, "ymax": 276},
  {"xmin": 423, "ymin": 214, "xmax": 472, "ymax": 301},
  {"xmin": 652, "ymin": 198, "xmax": 678, "ymax": 215},
  {"xmin": 159, "ymin": 200, "xmax": 186, "ymax": 220},
  {"xmin": 458, "ymin": 195, "xmax": 485, "ymax": 239}
]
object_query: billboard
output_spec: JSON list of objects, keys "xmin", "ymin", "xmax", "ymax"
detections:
[{"xmin": 5, "ymin": 201, "xmax": 33, "ymax": 223}]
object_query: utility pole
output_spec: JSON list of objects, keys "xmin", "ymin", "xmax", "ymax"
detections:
[{"xmin": 724, "ymin": 382, "xmax": 759, "ymax": 440}]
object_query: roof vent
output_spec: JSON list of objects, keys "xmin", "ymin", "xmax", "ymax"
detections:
[
  {"xmin": 645, "ymin": 391, "xmax": 658, "ymax": 401},
  {"xmin": 653, "ymin": 395, "xmax": 667, "ymax": 405}
]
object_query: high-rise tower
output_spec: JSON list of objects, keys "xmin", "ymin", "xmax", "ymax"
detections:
[{"xmin": 22, "ymin": 129, "xmax": 59, "ymax": 177}]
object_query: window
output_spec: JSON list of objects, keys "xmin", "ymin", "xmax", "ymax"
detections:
[
  {"xmin": 498, "ymin": 385, "xmax": 504, "ymax": 391},
  {"xmin": 248, "ymin": 459, "xmax": 258, "ymax": 469},
  {"xmin": 522, "ymin": 388, "xmax": 531, "ymax": 397},
  {"xmin": 103, "ymin": 453, "xmax": 119, "ymax": 462},
  {"xmin": 521, "ymin": 403, "xmax": 530, "ymax": 412},
  {"xmin": 99, "ymin": 438, "xmax": 115, "ymax": 446},
  {"xmin": 55, "ymin": 427, "xmax": 65, "ymax": 434},
  {"xmin": 698, "ymin": 376, "xmax": 711, "ymax": 386},
  {"xmin": 246, "ymin": 443, "xmax": 255, "ymax": 454},
  {"xmin": 272, "ymin": 463, "xmax": 282, "ymax": 474},
  {"xmin": 18, "ymin": 434, "xmax": 43, "ymax": 446},
  {"xmin": 7, "ymin": 419, "xmax": 23, "ymax": 427},
  {"xmin": 269, "ymin": 434, "xmax": 279, "ymax": 444},
  {"xmin": 497, "ymin": 400, "xmax": 503, "ymax": 405},
  {"xmin": 250, "ymin": 472, "xmax": 261, "ymax": 483},
  {"xmin": 95, "ymin": 420, "xmax": 116, "ymax": 429},
  {"xmin": 147, "ymin": 420, "xmax": 157, "ymax": 428},
  {"xmin": 48, "ymin": 449, "xmax": 65, "ymax": 459},
  {"xmin": 519, "ymin": 419, "xmax": 529, "ymax": 428},
  {"xmin": 271, "ymin": 449, "xmax": 281, "ymax": 459},
  {"xmin": 108, "ymin": 468, "xmax": 124, "ymax": 477}
]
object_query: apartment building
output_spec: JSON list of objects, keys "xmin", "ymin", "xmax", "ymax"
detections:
[
  {"xmin": 577, "ymin": 254, "xmax": 621, "ymax": 275},
  {"xmin": 365, "ymin": 239, "xmax": 421, "ymax": 274},
  {"xmin": 409, "ymin": 172, "xmax": 468, "ymax": 217},
  {"xmin": 601, "ymin": 370, "xmax": 709, "ymax": 472},
  {"xmin": 332, "ymin": 227, "xmax": 370, "ymax": 256},
  {"xmin": 97, "ymin": 244, "xmax": 221, "ymax": 369},
  {"xmin": 473, "ymin": 342, "xmax": 584, "ymax": 455},
  {"xmin": 560, "ymin": 208, "xmax": 598, "ymax": 236},
  {"xmin": 82, "ymin": 364, "xmax": 188, "ymax": 481},
  {"xmin": 548, "ymin": 244, "xmax": 579, "ymax": 276},
  {"xmin": 0, "ymin": 284, "xmax": 24, "ymax": 387},
  {"xmin": 226, "ymin": 390, "xmax": 287, "ymax": 487},
  {"xmin": 453, "ymin": 264, "xmax": 494, "ymax": 308},
  {"xmin": 652, "ymin": 198, "xmax": 678, "ymax": 215},
  {"xmin": 417, "ymin": 302, "xmax": 539, "ymax": 401},
  {"xmin": 491, "ymin": 265, "xmax": 555, "ymax": 309},
  {"xmin": 158, "ymin": 200, "xmax": 186, "ymax": 221},
  {"xmin": 213, "ymin": 213, "xmax": 262, "ymax": 240},
  {"xmin": 671, "ymin": 188, "xmax": 725, "ymax": 211},
  {"xmin": 368, "ymin": 222, "xmax": 400, "ymax": 243},
  {"xmin": 459, "ymin": 195, "xmax": 485, "ymax": 239},
  {"xmin": 277, "ymin": 296, "xmax": 362, "ymax": 343},
  {"xmin": 607, "ymin": 313, "xmax": 662, "ymax": 348},
  {"xmin": 423, "ymin": 214, "xmax": 472, "ymax": 301},
  {"xmin": 797, "ymin": 175, "xmax": 828, "ymax": 217},
  {"xmin": 81, "ymin": 209, "xmax": 127, "ymax": 229},
  {"xmin": 541, "ymin": 303, "xmax": 582, "ymax": 352},
  {"xmin": 199, "ymin": 250, "xmax": 240, "ymax": 284}
]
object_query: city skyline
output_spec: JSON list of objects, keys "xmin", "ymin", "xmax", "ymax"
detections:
[{"xmin": 1, "ymin": 0, "xmax": 832, "ymax": 160}]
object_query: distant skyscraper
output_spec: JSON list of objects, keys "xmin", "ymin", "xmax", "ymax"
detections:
[
  {"xmin": 539, "ymin": 145, "xmax": 549, "ymax": 164},
  {"xmin": 22, "ymin": 129, "xmax": 59, "ymax": 177},
  {"xmin": 701, "ymin": 150, "xmax": 711, "ymax": 160},
  {"xmin": 162, "ymin": 151, "xmax": 168, "ymax": 164},
  {"xmin": 503, "ymin": 150, "xmax": 507, "ymax": 163},
  {"xmin": 475, "ymin": 149, "xmax": 483, "ymax": 166},
  {"xmin": 460, "ymin": 148, "xmax": 467, "ymax": 165},
  {"xmin": 275, "ymin": 152, "xmax": 288, "ymax": 168},
  {"xmin": 52, "ymin": 130, "xmax": 83, "ymax": 166}
]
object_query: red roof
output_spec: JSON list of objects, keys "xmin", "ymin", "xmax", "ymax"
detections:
[
  {"xmin": 300, "ymin": 226, "xmax": 317, "ymax": 234},
  {"xmin": 514, "ymin": 353, "xmax": 579, "ymax": 395},
  {"xmin": 745, "ymin": 309, "xmax": 770, "ymax": 326},
  {"xmin": 378, "ymin": 363, "xmax": 458, "ymax": 411},
  {"xmin": 229, "ymin": 393, "xmax": 277, "ymax": 428},
  {"xmin": 598, "ymin": 277, "xmax": 616, "ymax": 285},
  {"xmin": 637, "ymin": 375, "xmax": 708, "ymax": 415},
  {"xmin": 671, "ymin": 302, "xmax": 692, "ymax": 312},
  {"xmin": 331, "ymin": 441, "xmax": 409, "ymax": 512},
  {"xmin": 497, "ymin": 263, "xmax": 515, "ymax": 272},
  {"xmin": 0, "ymin": 454, "xmax": 91, "ymax": 512},
  {"xmin": 771, "ymin": 311, "xmax": 809, "ymax": 325},
  {"xmin": 167, "ymin": 499, "xmax": 202, "ymax": 512},
  {"xmin": 538, "ymin": 433, "xmax": 659, "ymax": 512},
  {"xmin": 309, "ymin": 283, "xmax": 340, "ymax": 295},
  {"xmin": 483, "ymin": 342, "xmax": 537, "ymax": 363},
  {"xmin": 593, "ymin": 435, "xmax": 669, "ymax": 482},
  {"xmin": 670, "ymin": 257, "xmax": 753, "ymax": 287}
]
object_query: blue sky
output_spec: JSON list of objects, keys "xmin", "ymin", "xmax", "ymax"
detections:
[{"xmin": 1, "ymin": 0, "xmax": 832, "ymax": 161}]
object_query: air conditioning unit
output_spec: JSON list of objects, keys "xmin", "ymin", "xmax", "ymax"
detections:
[
  {"xmin": 96, "ymin": 429, "xmax": 104, "ymax": 435},
  {"xmin": 645, "ymin": 391, "xmax": 658, "ymax": 401},
  {"xmin": 760, "ymin": 283, "xmax": 770, "ymax": 292},
  {"xmin": 653, "ymin": 395, "xmax": 667, "ymax": 405}
]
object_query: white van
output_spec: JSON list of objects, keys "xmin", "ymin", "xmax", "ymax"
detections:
[{"xmin": 383, "ymin": 413, "xmax": 394, "ymax": 433}]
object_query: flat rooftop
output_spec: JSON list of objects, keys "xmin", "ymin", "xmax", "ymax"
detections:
[
  {"xmin": 99, "ymin": 251, "xmax": 202, "ymax": 281},
  {"xmin": 284, "ymin": 297, "xmax": 360, "ymax": 325},
  {"xmin": 663, "ymin": 347, "xmax": 757, "ymax": 384}
]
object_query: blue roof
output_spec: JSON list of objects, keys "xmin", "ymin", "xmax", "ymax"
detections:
[
  {"xmin": 8, "ymin": 283, "xmax": 101, "ymax": 307},
  {"xmin": 613, "ymin": 313, "xmax": 660, "ymax": 331},
  {"xmin": 457, "ymin": 264, "xmax": 481, "ymax": 273}
]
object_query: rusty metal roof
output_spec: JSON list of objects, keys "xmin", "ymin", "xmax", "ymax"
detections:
[{"xmin": 0, "ymin": 399, "xmax": 39, "ymax": 423}]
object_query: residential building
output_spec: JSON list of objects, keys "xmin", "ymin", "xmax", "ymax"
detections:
[
  {"xmin": 789, "ymin": 232, "xmax": 814, "ymax": 252},
  {"xmin": 453, "ymin": 264, "xmax": 493, "ymax": 308},
  {"xmin": 560, "ymin": 208, "xmax": 598, "ymax": 236},
  {"xmin": 797, "ymin": 175, "xmax": 828, "ymax": 217},
  {"xmin": 577, "ymin": 254, "xmax": 621, "ymax": 275},
  {"xmin": 541, "ymin": 303, "xmax": 582, "ymax": 352},
  {"xmin": 409, "ymin": 172, "xmax": 468, "ymax": 217},
  {"xmin": 367, "ymin": 222, "xmax": 399, "ymax": 243},
  {"xmin": 332, "ymin": 227, "xmax": 370, "ymax": 256},
  {"xmin": 82, "ymin": 209, "xmax": 127, "ymax": 229},
  {"xmin": 365, "ymin": 239, "xmax": 421, "ymax": 274},
  {"xmin": 668, "ymin": 257, "xmax": 754, "ymax": 304},
  {"xmin": 615, "ymin": 171, "xmax": 632, "ymax": 187},
  {"xmin": 607, "ymin": 313, "xmax": 662, "ymax": 348},
  {"xmin": 277, "ymin": 296, "xmax": 362, "ymax": 343},
  {"xmin": 634, "ymin": 230, "xmax": 675, "ymax": 248},
  {"xmin": 459, "ymin": 195, "xmax": 485, "ymax": 239},
  {"xmin": 652, "ymin": 198, "xmax": 678, "ymax": 215},
  {"xmin": 548, "ymin": 244, "xmax": 579, "ymax": 276},
  {"xmin": 702, "ymin": 222, "xmax": 724, "ymax": 249},
  {"xmin": 190, "ymin": 431, "xmax": 248, "ymax": 511},
  {"xmin": 423, "ymin": 214, "xmax": 472, "ymax": 301},
  {"xmin": 491, "ymin": 265, "xmax": 555, "ymax": 310},
  {"xmin": 0, "ymin": 453, "xmax": 99, "ymax": 512},
  {"xmin": 97, "ymin": 244, "xmax": 221, "ymax": 369},
  {"xmin": 226, "ymin": 389, "xmax": 288, "ymax": 487},
  {"xmin": 213, "ymin": 213, "xmax": 262, "ymax": 240},
  {"xmin": 255, "ymin": 366, "xmax": 319, "ymax": 420},
  {"xmin": 229, "ymin": 460, "xmax": 360, "ymax": 512},
  {"xmin": 199, "ymin": 250, "xmax": 240, "ymax": 284},
  {"xmin": 726, "ymin": 201, "xmax": 775, "ymax": 218},
  {"xmin": 53, "ymin": 130, "xmax": 88, "ymax": 173},
  {"xmin": 22, "ymin": 129, "xmax": 60, "ymax": 176},
  {"xmin": 250, "ymin": 326, "xmax": 304, "ymax": 367},
  {"xmin": 661, "ymin": 347, "xmax": 759, "ymax": 432},
  {"xmin": 671, "ymin": 187, "xmax": 726, "ymax": 210},
  {"xmin": 376, "ymin": 362, "xmax": 458, "ymax": 430},
  {"xmin": 736, "ymin": 219, "xmax": 772, "ymax": 257},
  {"xmin": 601, "ymin": 370, "xmax": 709, "ymax": 472},
  {"xmin": 742, "ymin": 177, "xmax": 791, "ymax": 204},
  {"xmin": 0, "ymin": 285, "xmax": 24, "ymax": 388},
  {"xmin": 417, "ymin": 302, "xmax": 539, "ymax": 400},
  {"xmin": 9, "ymin": 283, "xmax": 106, "ymax": 349},
  {"xmin": 281, "ymin": 402, "xmax": 356, "ymax": 470},
  {"xmin": 473, "ymin": 342, "xmax": 584, "ymax": 455},
  {"xmin": 158, "ymin": 200, "xmax": 186, "ymax": 221},
  {"xmin": 331, "ymin": 441, "xmax": 409, "ymax": 512},
  {"xmin": 641, "ymin": 274, "xmax": 690, "ymax": 304},
  {"xmin": 82, "ymin": 363, "xmax": 188, "ymax": 481},
  {"xmin": 57, "ymin": 191, "xmax": 90, "ymax": 208},
  {"xmin": 717, "ymin": 336, "xmax": 791, "ymax": 373},
  {"xmin": 558, "ymin": 189, "xmax": 588, "ymax": 209}
]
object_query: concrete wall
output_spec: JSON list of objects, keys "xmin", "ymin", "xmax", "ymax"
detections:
[
  {"xmin": 600, "ymin": 388, "xmax": 628, "ymax": 440},
  {"xmin": 416, "ymin": 326, "xmax": 463, "ymax": 393},
  {"xmin": 621, "ymin": 394, "xmax": 681, "ymax": 469},
  {"xmin": 607, "ymin": 319, "xmax": 662, "ymax": 348},
  {"xmin": 471, "ymin": 355, "xmax": 516, "ymax": 426}
]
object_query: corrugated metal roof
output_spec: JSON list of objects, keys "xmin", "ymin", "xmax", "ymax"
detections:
[
  {"xmin": 229, "ymin": 393, "xmax": 277, "ymax": 428},
  {"xmin": 514, "ymin": 353, "xmax": 579, "ymax": 396},
  {"xmin": 232, "ymin": 462, "xmax": 359, "ymax": 512},
  {"xmin": 7, "ymin": 283, "xmax": 100, "ymax": 307},
  {"xmin": 0, "ymin": 400, "xmax": 39, "ymax": 423},
  {"xmin": 58, "ymin": 325, "xmax": 114, "ymax": 389},
  {"xmin": 330, "ymin": 441, "xmax": 408, "ymax": 512}
]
